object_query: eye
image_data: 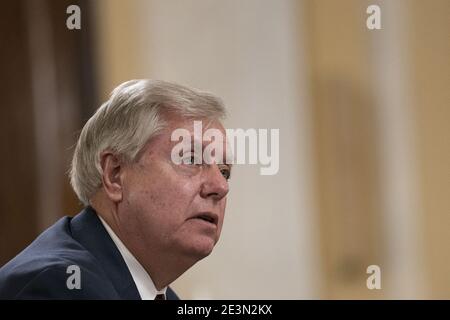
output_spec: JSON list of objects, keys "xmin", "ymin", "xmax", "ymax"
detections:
[{"xmin": 219, "ymin": 165, "xmax": 231, "ymax": 180}]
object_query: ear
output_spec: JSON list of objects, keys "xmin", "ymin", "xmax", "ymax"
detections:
[{"xmin": 99, "ymin": 151, "xmax": 124, "ymax": 203}]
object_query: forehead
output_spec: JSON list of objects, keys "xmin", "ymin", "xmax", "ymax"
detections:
[
  {"xmin": 137, "ymin": 114, "xmax": 232, "ymax": 165},
  {"xmin": 143, "ymin": 114, "xmax": 226, "ymax": 154},
  {"xmin": 165, "ymin": 114, "xmax": 225, "ymax": 135}
]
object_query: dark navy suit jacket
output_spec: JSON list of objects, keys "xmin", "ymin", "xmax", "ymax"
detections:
[{"xmin": 0, "ymin": 206, "xmax": 179, "ymax": 300}]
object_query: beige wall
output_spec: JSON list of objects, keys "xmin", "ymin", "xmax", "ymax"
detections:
[
  {"xmin": 305, "ymin": 0, "xmax": 387, "ymax": 299},
  {"xmin": 409, "ymin": 0, "xmax": 450, "ymax": 299}
]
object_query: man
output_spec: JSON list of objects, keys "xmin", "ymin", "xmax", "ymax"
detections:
[{"xmin": 0, "ymin": 80, "xmax": 231, "ymax": 299}]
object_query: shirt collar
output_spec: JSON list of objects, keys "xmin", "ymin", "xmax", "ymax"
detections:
[{"xmin": 98, "ymin": 215, "xmax": 167, "ymax": 300}]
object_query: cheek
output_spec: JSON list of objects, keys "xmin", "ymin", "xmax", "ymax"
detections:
[
  {"xmin": 122, "ymin": 159, "xmax": 207, "ymax": 230},
  {"xmin": 125, "ymin": 169, "xmax": 201, "ymax": 225}
]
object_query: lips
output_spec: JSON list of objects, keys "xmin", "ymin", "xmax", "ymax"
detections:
[{"xmin": 190, "ymin": 212, "xmax": 218, "ymax": 226}]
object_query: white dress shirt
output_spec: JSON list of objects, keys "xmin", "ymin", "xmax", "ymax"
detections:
[{"xmin": 98, "ymin": 215, "xmax": 167, "ymax": 300}]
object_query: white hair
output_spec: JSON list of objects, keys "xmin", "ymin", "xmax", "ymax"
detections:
[{"xmin": 70, "ymin": 79, "xmax": 226, "ymax": 205}]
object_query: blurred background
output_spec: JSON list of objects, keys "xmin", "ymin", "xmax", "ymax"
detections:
[{"xmin": 0, "ymin": 0, "xmax": 448, "ymax": 299}]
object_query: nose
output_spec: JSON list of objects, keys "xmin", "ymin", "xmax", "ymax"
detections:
[{"xmin": 200, "ymin": 165, "xmax": 229, "ymax": 200}]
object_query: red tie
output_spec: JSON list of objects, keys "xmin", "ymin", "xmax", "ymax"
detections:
[{"xmin": 155, "ymin": 293, "xmax": 166, "ymax": 300}]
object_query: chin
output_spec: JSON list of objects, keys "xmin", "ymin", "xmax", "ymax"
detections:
[{"xmin": 184, "ymin": 236, "xmax": 216, "ymax": 259}]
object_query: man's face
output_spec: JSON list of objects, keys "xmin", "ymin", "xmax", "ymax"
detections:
[{"xmin": 117, "ymin": 114, "xmax": 230, "ymax": 261}]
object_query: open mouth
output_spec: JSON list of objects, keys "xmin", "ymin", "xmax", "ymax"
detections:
[
  {"xmin": 196, "ymin": 215, "xmax": 215, "ymax": 223},
  {"xmin": 191, "ymin": 212, "xmax": 218, "ymax": 226}
]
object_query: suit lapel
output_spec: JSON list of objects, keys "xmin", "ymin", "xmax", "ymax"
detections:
[{"xmin": 70, "ymin": 206, "xmax": 141, "ymax": 300}]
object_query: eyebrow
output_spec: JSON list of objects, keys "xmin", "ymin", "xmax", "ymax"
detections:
[{"xmin": 189, "ymin": 137, "xmax": 233, "ymax": 167}]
